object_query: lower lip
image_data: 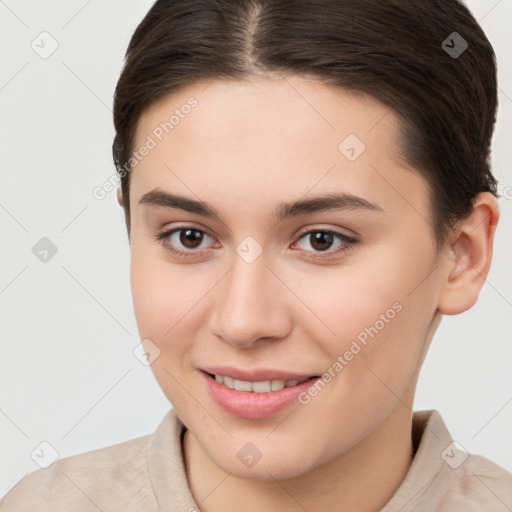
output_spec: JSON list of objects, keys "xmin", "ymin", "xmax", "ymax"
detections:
[{"xmin": 201, "ymin": 371, "xmax": 319, "ymax": 419}]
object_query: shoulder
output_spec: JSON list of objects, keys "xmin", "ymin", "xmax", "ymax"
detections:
[
  {"xmin": 384, "ymin": 410, "xmax": 512, "ymax": 512},
  {"xmin": 0, "ymin": 433, "xmax": 157, "ymax": 512},
  {"xmin": 439, "ymin": 453, "xmax": 512, "ymax": 511}
]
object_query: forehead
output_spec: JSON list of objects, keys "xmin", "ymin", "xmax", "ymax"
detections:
[
  {"xmin": 135, "ymin": 75, "xmax": 400, "ymax": 156},
  {"xmin": 130, "ymin": 76, "xmax": 430, "ymax": 226}
]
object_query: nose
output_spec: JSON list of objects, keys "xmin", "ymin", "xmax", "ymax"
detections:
[{"xmin": 209, "ymin": 249, "xmax": 292, "ymax": 348}]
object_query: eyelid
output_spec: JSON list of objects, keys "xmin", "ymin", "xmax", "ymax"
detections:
[
  {"xmin": 154, "ymin": 225, "xmax": 217, "ymax": 257},
  {"xmin": 290, "ymin": 228, "xmax": 358, "ymax": 257},
  {"xmin": 156, "ymin": 222, "xmax": 217, "ymax": 242},
  {"xmin": 293, "ymin": 223, "xmax": 359, "ymax": 240}
]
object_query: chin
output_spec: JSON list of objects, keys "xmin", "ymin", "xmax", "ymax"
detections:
[{"xmin": 211, "ymin": 443, "xmax": 319, "ymax": 481}]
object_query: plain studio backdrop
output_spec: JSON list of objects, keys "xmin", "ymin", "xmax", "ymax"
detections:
[{"xmin": 0, "ymin": 0, "xmax": 511, "ymax": 499}]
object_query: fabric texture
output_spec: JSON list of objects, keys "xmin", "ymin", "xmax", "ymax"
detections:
[{"xmin": 1, "ymin": 408, "xmax": 511, "ymax": 511}]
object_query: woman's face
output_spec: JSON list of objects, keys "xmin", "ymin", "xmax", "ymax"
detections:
[{"xmin": 129, "ymin": 75, "xmax": 451, "ymax": 479}]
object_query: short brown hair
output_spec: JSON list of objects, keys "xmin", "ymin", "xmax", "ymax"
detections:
[{"xmin": 112, "ymin": 0, "xmax": 498, "ymax": 245}]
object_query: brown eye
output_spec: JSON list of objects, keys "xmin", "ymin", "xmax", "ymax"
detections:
[
  {"xmin": 156, "ymin": 227, "xmax": 215, "ymax": 257},
  {"xmin": 293, "ymin": 229, "xmax": 357, "ymax": 257},
  {"xmin": 179, "ymin": 228, "xmax": 204, "ymax": 249},
  {"xmin": 309, "ymin": 231, "xmax": 334, "ymax": 251}
]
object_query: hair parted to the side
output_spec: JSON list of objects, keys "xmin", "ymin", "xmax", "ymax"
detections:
[{"xmin": 112, "ymin": 0, "xmax": 498, "ymax": 246}]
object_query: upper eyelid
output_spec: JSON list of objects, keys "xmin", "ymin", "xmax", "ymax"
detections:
[
  {"xmin": 160, "ymin": 223, "xmax": 216, "ymax": 240},
  {"xmin": 294, "ymin": 225, "xmax": 357, "ymax": 240}
]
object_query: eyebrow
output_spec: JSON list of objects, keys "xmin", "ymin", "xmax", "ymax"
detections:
[{"xmin": 139, "ymin": 188, "xmax": 383, "ymax": 222}]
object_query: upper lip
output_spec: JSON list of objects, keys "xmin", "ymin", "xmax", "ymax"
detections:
[{"xmin": 201, "ymin": 366, "xmax": 318, "ymax": 382}]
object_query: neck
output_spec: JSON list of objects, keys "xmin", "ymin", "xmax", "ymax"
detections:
[{"xmin": 182, "ymin": 401, "xmax": 415, "ymax": 512}]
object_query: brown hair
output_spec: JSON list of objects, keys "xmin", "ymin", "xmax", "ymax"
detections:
[{"xmin": 112, "ymin": 0, "xmax": 498, "ymax": 245}]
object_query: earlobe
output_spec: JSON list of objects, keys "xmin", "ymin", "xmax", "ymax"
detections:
[
  {"xmin": 117, "ymin": 187, "xmax": 123, "ymax": 207},
  {"xmin": 438, "ymin": 192, "xmax": 500, "ymax": 315}
]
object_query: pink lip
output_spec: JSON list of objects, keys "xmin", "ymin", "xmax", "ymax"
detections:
[
  {"xmin": 200, "ymin": 370, "xmax": 319, "ymax": 419},
  {"xmin": 200, "ymin": 366, "xmax": 315, "ymax": 382}
]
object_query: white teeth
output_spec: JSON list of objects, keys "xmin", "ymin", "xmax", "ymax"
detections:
[
  {"xmin": 252, "ymin": 381, "xmax": 272, "ymax": 393},
  {"xmin": 271, "ymin": 380, "xmax": 285, "ymax": 391},
  {"xmin": 223, "ymin": 376, "xmax": 234, "ymax": 389},
  {"xmin": 213, "ymin": 374, "xmax": 307, "ymax": 393},
  {"xmin": 234, "ymin": 379, "xmax": 252, "ymax": 392}
]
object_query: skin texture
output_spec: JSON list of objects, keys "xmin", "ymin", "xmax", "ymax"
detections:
[{"xmin": 124, "ymin": 75, "xmax": 499, "ymax": 511}]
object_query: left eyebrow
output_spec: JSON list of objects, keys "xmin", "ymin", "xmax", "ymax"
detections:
[
  {"xmin": 138, "ymin": 188, "xmax": 383, "ymax": 222},
  {"xmin": 273, "ymin": 192, "xmax": 383, "ymax": 221}
]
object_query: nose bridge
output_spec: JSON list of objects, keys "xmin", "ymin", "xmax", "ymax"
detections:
[{"xmin": 211, "ymin": 245, "xmax": 289, "ymax": 347}]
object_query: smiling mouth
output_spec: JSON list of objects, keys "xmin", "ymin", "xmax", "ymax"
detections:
[{"xmin": 205, "ymin": 372, "xmax": 318, "ymax": 393}]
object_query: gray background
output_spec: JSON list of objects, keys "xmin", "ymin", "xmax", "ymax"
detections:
[{"xmin": 1, "ymin": 0, "xmax": 511, "ymax": 498}]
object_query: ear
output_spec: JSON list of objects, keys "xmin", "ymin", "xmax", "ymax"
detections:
[
  {"xmin": 117, "ymin": 187, "xmax": 123, "ymax": 207},
  {"xmin": 438, "ymin": 192, "xmax": 500, "ymax": 315}
]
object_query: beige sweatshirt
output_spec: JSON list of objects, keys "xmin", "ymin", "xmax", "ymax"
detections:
[{"xmin": 1, "ymin": 409, "xmax": 511, "ymax": 511}]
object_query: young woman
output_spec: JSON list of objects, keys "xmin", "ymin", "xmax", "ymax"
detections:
[{"xmin": 2, "ymin": 0, "xmax": 511, "ymax": 510}]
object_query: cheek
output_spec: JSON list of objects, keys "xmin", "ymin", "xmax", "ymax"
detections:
[
  {"xmin": 130, "ymin": 255, "xmax": 169, "ymax": 338},
  {"xmin": 130, "ymin": 245, "xmax": 196, "ymax": 334},
  {"xmin": 289, "ymin": 251, "xmax": 434, "ymax": 389},
  {"xmin": 289, "ymin": 261, "xmax": 402, "ymax": 342},
  {"xmin": 283, "ymin": 267, "xmax": 432, "ymax": 452},
  {"xmin": 129, "ymin": 246, "xmax": 220, "ymax": 366},
  {"xmin": 129, "ymin": 248, "xmax": 201, "ymax": 407}
]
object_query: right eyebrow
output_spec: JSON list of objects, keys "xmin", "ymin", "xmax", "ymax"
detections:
[{"xmin": 139, "ymin": 189, "xmax": 219, "ymax": 218}]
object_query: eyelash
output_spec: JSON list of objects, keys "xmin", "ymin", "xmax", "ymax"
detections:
[{"xmin": 154, "ymin": 225, "xmax": 358, "ymax": 260}]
